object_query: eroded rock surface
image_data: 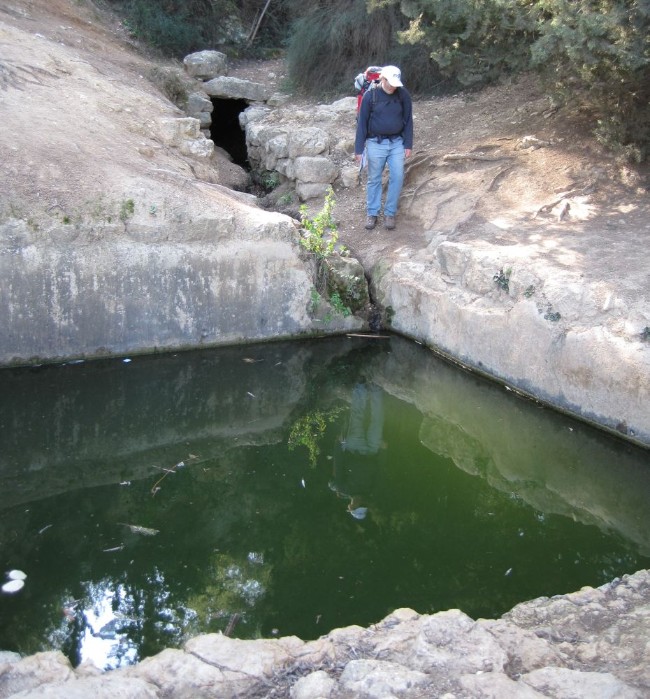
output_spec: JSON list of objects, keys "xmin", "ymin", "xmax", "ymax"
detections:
[{"xmin": 1, "ymin": 570, "xmax": 648, "ymax": 698}]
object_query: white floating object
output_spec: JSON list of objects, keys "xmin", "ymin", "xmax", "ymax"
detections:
[
  {"xmin": 123, "ymin": 358, "xmax": 132, "ymax": 363},
  {"xmin": 2, "ymin": 579, "xmax": 25, "ymax": 593},
  {"xmin": 7, "ymin": 569, "xmax": 27, "ymax": 580}
]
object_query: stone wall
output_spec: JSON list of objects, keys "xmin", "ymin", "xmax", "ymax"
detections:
[{"xmin": 180, "ymin": 50, "xmax": 357, "ymax": 202}]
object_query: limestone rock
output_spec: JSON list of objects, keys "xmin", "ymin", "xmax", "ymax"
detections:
[
  {"xmin": 130, "ymin": 648, "xmax": 230, "ymax": 698},
  {"xmin": 0, "ymin": 652, "xmax": 73, "ymax": 697},
  {"xmin": 459, "ymin": 671, "xmax": 546, "ymax": 698},
  {"xmin": 242, "ymin": 97, "xmax": 355, "ymax": 200},
  {"xmin": 183, "ymin": 50, "xmax": 228, "ymax": 80},
  {"xmin": 340, "ymin": 164, "xmax": 361, "ymax": 188},
  {"xmin": 157, "ymin": 117, "xmax": 214, "ymax": 158},
  {"xmin": 339, "ymin": 659, "xmax": 429, "ymax": 697},
  {"xmin": 185, "ymin": 633, "xmax": 305, "ymax": 679},
  {"xmin": 325, "ymin": 254, "xmax": 369, "ymax": 313},
  {"xmin": 296, "ymin": 182, "xmax": 330, "ymax": 201},
  {"xmin": 204, "ymin": 76, "xmax": 270, "ymax": 102},
  {"xmin": 288, "ymin": 127, "xmax": 330, "ymax": 158},
  {"xmin": 7, "ymin": 676, "xmax": 158, "ymax": 698},
  {"xmin": 294, "ymin": 156, "xmax": 337, "ymax": 184},
  {"xmin": 186, "ymin": 91, "xmax": 213, "ymax": 114},
  {"xmin": 5, "ymin": 571, "xmax": 650, "ymax": 698},
  {"xmin": 290, "ymin": 670, "xmax": 336, "ymax": 699},
  {"xmin": 520, "ymin": 667, "xmax": 643, "ymax": 699}
]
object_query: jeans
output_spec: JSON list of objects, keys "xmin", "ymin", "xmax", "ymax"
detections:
[
  {"xmin": 366, "ymin": 136, "xmax": 405, "ymax": 217},
  {"xmin": 343, "ymin": 383, "xmax": 384, "ymax": 455}
]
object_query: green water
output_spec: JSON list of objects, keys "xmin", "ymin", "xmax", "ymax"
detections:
[{"xmin": 0, "ymin": 335, "xmax": 648, "ymax": 670}]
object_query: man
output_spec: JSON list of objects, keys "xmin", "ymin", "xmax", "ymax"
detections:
[{"xmin": 354, "ymin": 65, "xmax": 413, "ymax": 231}]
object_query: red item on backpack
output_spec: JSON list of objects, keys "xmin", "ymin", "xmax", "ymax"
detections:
[{"xmin": 354, "ymin": 66, "xmax": 382, "ymax": 114}]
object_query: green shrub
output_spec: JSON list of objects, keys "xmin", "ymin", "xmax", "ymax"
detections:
[
  {"xmin": 147, "ymin": 65, "xmax": 191, "ymax": 106},
  {"xmin": 286, "ymin": 0, "xmax": 406, "ymax": 95},
  {"xmin": 299, "ymin": 187, "xmax": 343, "ymax": 259},
  {"xmin": 530, "ymin": 0, "xmax": 650, "ymax": 161},
  {"xmin": 106, "ymin": 0, "xmax": 243, "ymax": 57},
  {"xmin": 378, "ymin": 0, "xmax": 537, "ymax": 87}
]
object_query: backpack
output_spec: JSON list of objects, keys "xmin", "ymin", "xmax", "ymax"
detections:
[{"xmin": 354, "ymin": 66, "xmax": 382, "ymax": 115}]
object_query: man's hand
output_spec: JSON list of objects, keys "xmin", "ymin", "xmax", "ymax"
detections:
[
  {"xmin": 405, "ymin": 149, "xmax": 412, "ymax": 158},
  {"xmin": 355, "ymin": 154, "xmax": 362, "ymax": 163}
]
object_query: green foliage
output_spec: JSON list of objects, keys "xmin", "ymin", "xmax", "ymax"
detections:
[
  {"xmin": 299, "ymin": 187, "xmax": 345, "ymax": 259},
  {"xmin": 119, "ymin": 198, "xmax": 135, "ymax": 223},
  {"xmin": 104, "ymin": 0, "xmax": 650, "ymax": 158},
  {"xmin": 147, "ymin": 65, "xmax": 191, "ymax": 107},
  {"xmin": 329, "ymin": 292, "xmax": 352, "ymax": 318},
  {"xmin": 543, "ymin": 304, "xmax": 561, "ymax": 322},
  {"xmin": 372, "ymin": 0, "xmax": 649, "ymax": 157},
  {"xmin": 288, "ymin": 407, "xmax": 344, "ymax": 467},
  {"xmin": 309, "ymin": 288, "xmax": 321, "ymax": 314},
  {"xmin": 285, "ymin": 0, "xmax": 407, "ymax": 95},
  {"xmin": 277, "ymin": 192, "xmax": 294, "ymax": 206},
  {"xmin": 105, "ymin": 0, "xmax": 244, "ymax": 56},
  {"xmin": 529, "ymin": 0, "xmax": 650, "ymax": 162},
  {"xmin": 493, "ymin": 268, "xmax": 511, "ymax": 292},
  {"xmin": 261, "ymin": 170, "xmax": 281, "ymax": 191},
  {"xmin": 389, "ymin": 0, "xmax": 537, "ymax": 87}
]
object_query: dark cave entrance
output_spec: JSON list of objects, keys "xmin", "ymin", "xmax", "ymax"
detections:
[{"xmin": 209, "ymin": 97, "xmax": 250, "ymax": 168}]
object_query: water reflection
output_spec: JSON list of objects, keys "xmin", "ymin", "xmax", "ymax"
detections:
[
  {"xmin": 0, "ymin": 336, "xmax": 648, "ymax": 669},
  {"xmin": 330, "ymin": 382, "xmax": 386, "ymax": 520}
]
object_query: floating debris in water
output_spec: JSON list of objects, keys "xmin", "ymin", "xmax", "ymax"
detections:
[
  {"xmin": 242, "ymin": 357, "xmax": 264, "ymax": 363},
  {"xmin": 246, "ymin": 391, "xmax": 256, "ymax": 398},
  {"xmin": 505, "ymin": 568, "xmax": 513, "ymax": 576},
  {"xmin": 2, "ymin": 579, "xmax": 25, "ymax": 594},
  {"xmin": 7, "ymin": 569, "xmax": 27, "ymax": 580},
  {"xmin": 38, "ymin": 524, "xmax": 53, "ymax": 534},
  {"xmin": 119, "ymin": 523, "xmax": 159, "ymax": 536},
  {"xmin": 122, "ymin": 358, "xmax": 132, "ymax": 363},
  {"xmin": 224, "ymin": 612, "xmax": 241, "ymax": 637},
  {"xmin": 301, "ymin": 479, "xmax": 306, "ymax": 488},
  {"xmin": 119, "ymin": 481, "xmax": 131, "ymax": 486},
  {"xmin": 103, "ymin": 545, "xmax": 125, "ymax": 553},
  {"xmin": 2, "ymin": 570, "xmax": 27, "ymax": 593}
]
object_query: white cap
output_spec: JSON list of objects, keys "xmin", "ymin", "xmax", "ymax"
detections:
[{"xmin": 380, "ymin": 65, "xmax": 403, "ymax": 87}]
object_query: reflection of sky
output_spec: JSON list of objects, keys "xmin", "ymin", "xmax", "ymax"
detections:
[
  {"xmin": 45, "ymin": 556, "xmax": 267, "ymax": 670},
  {"xmin": 80, "ymin": 581, "xmax": 138, "ymax": 670}
]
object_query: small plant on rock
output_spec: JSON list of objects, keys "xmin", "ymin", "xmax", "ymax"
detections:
[
  {"xmin": 493, "ymin": 268, "xmax": 511, "ymax": 292},
  {"xmin": 299, "ymin": 187, "xmax": 345, "ymax": 259},
  {"xmin": 262, "ymin": 171, "xmax": 281, "ymax": 192},
  {"xmin": 120, "ymin": 198, "xmax": 135, "ymax": 224},
  {"xmin": 544, "ymin": 304, "xmax": 562, "ymax": 322},
  {"xmin": 329, "ymin": 292, "xmax": 351, "ymax": 318}
]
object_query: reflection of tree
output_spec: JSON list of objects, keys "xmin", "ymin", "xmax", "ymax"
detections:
[
  {"xmin": 184, "ymin": 551, "xmax": 272, "ymax": 638},
  {"xmin": 288, "ymin": 406, "xmax": 344, "ymax": 467}
]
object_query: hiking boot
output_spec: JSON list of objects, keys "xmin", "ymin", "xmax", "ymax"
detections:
[
  {"xmin": 384, "ymin": 216, "xmax": 396, "ymax": 230},
  {"xmin": 365, "ymin": 215, "xmax": 377, "ymax": 230}
]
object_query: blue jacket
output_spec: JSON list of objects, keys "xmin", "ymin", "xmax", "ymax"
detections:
[{"xmin": 355, "ymin": 86, "xmax": 414, "ymax": 154}]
